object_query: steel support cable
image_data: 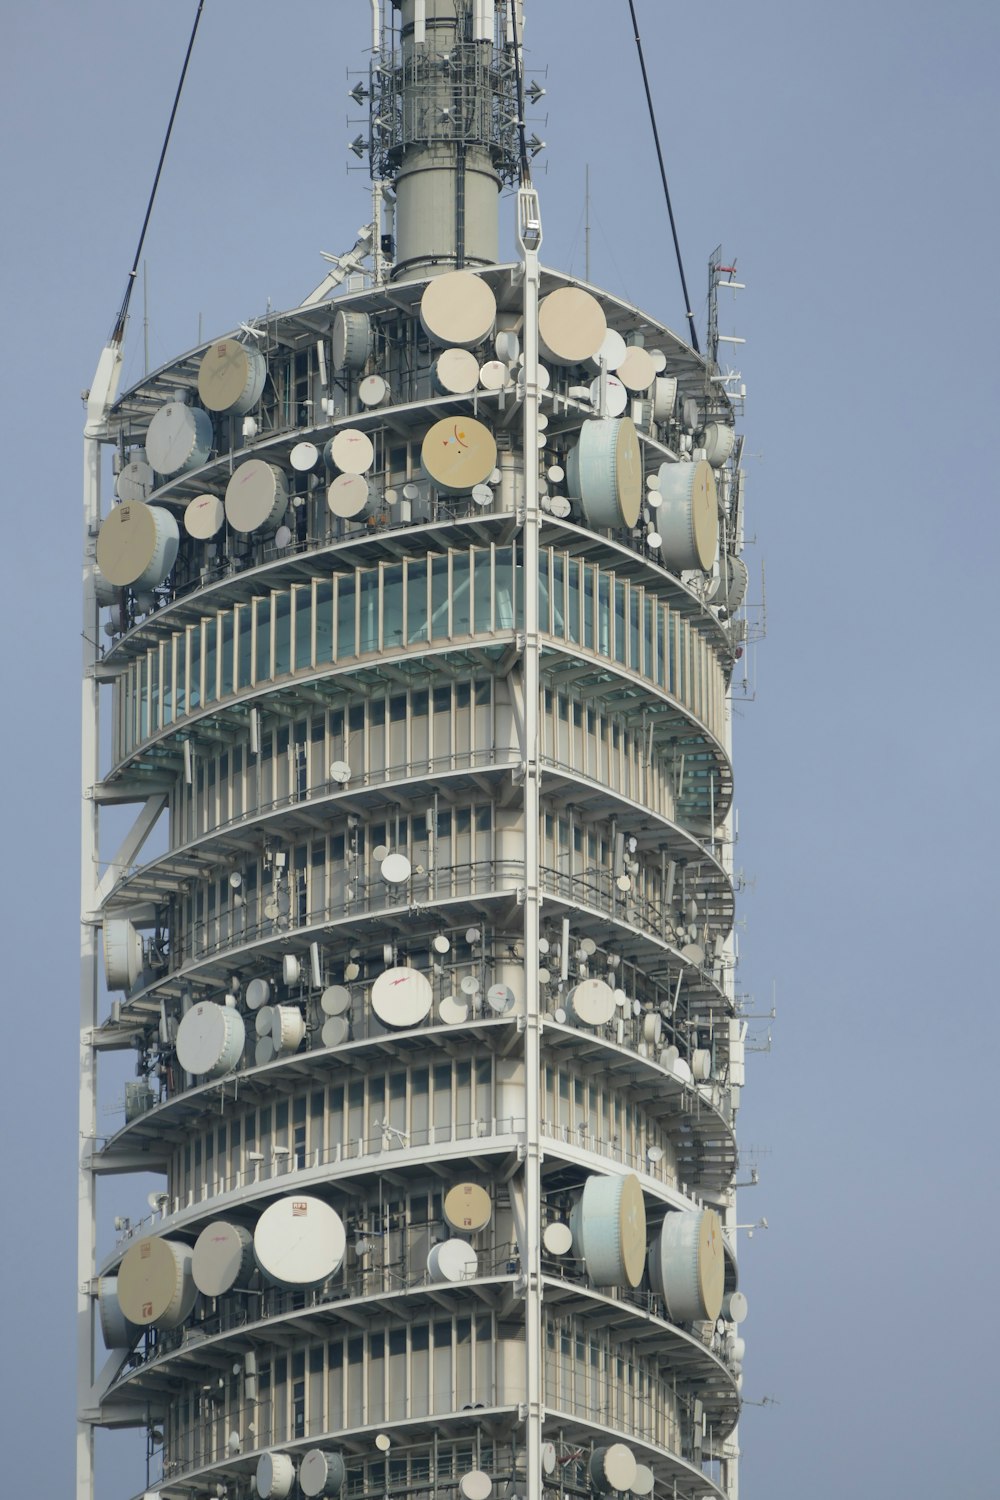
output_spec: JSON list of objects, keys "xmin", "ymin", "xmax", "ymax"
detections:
[
  {"xmin": 110, "ymin": 0, "xmax": 206, "ymax": 345},
  {"xmin": 625, "ymin": 0, "xmax": 700, "ymax": 352}
]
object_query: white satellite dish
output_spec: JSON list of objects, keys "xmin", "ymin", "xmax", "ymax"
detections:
[
  {"xmin": 380, "ymin": 852, "xmax": 412, "ymax": 885},
  {"xmin": 374, "ymin": 1434, "xmax": 391, "ymax": 1454},
  {"xmin": 245, "ymin": 977, "xmax": 270, "ymax": 1010},
  {"xmin": 438, "ymin": 994, "xmax": 470, "ymax": 1025},
  {"xmin": 329, "ymin": 760, "xmax": 351, "ymax": 784},
  {"xmin": 290, "ymin": 441, "xmax": 320, "ymax": 472},
  {"xmin": 431, "ymin": 934, "xmax": 451, "ymax": 955},
  {"xmin": 371, "ymin": 967, "xmax": 433, "ymax": 1028},
  {"xmin": 542, "ymin": 1221, "xmax": 573, "ymax": 1256},
  {"xmin": 282, "ymin": 954, "xmax": 300, "ymax": 986},
  {"xmin": 486, "ymin": 983, "xmax": 515, "ymax": 1014}
]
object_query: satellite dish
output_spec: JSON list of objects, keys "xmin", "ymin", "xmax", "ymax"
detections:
[
  {"xmin": 272, "ymin": 1005, "xmax": 306, "ymax": 1054},
  {"xmin": 225, "ymin": 460, "xmax": 288, "ymax": 535},
  {"xmin": 479, "ymin": 359, "xmax": 509, "ymax": 391},
  {"xmin": 343, "ymin": 961, "xmax": 361, "ymax": 982},
  {"xmin": 616, "ymin": 874, "xmax": 632, "ymax": 892},
  {"xmin": 359, "ymin": 374, "xmax": 388, "ymax": 408},
  {"xmin": 537, "ymin": 967, "xmax": 551, "ymax": 985},
  {"xmin": 264, "ymin": 896, "xmax": 280, "ymax": 920},
  {"xmin": 444, "ymin": 1182, "xmax": 492, "ymax": 1233},
  {"xmin": 145, "ymin": 400, "xmax": 213, "ymax": 476},
  {"xmin": 421, "ymin": 416, "xmax": 497, "ymax": 495},
  {"xmin": 256, "ymin": 1453, "xmax": 295, "ymax": 1500},
  {"xmin": 580, "ymin": 937, "xmax": 597, "ymax": 957},
  {"xmin": 471, "ymin": 483, "xmax": 493, "ymax": 507},
  {"xmin": 254, "ymin": 1196, "xmax": 346, "ymax": 1288},
  {"xmin": 427, "ymin": 1239, "xmax": 478, "ymax": 1283},
  {"xmin": 589, "ymin": 373, "xmax": 628, "ymax": 416},
  {"xmin": 184, "ymin": 493, "xmax": 225, "ymax": 540},
  {"xmin": 652, "ymin": 374, "xmax": 677, "ymax": 421},
  {"xmin": 198, "ymin": 339, "xmax": 266, "ymax": 415},
  {"xmin": 631, "ymin": 1464, "xmax": 656, "ymax": 1497},
  {"xmin": 541, "ymin": 1442, "xmax": 557, "ymax": 1476},
  {"xmin": 494, "ymin": 329, "xmax": 520, "ymax": 365},
  {"xmin": 538, "ymin": 286, "xmax": 606, "ymax": 364},
  {"xmin": 465, "ymin": 928, "xmax": 481, "ymax": 944},
  {"xmin": 486, "ymin": 983, "xmax": 516, "ymax": 1014},
  {"xmin": 371, "ymin": 843, "xmax": 390, "ymax": 863},
  {"xmin": 537, "ymin": 938, "xmax": 550, "ymax": 954},
  {"xmin": 646, "ymin": 531, "xmax": 662, "ymax": 550},
  {"xmin": 329, "ymin": 760, "xmax": 352, "ymax": 784},
  {"xmin": 431, "ymin": 934, "xmax": 451, "ymax": 955},
  {"xmin": 321, "ymin": 1015, "xmax": 350, "ymax": 1048},
  {"xmin": 96, "ymin": 503, "xmax": 179, "ymax": 590},
  {"xmin": 458, "ymin": 1473, "xmax": 493, "ymax": 1500},
  {"xmin": 553, "ymin": 1007, "xmax": 567, "ymax": 1024},
  {"xmin": 321, "ymin": 985, "xmax": 351, "ymax": 1016},
  {"xmin": 542, "ymin": 1221, "xmax": 573, "ymax": 1256},
  {"xmin": 546, "ymin": 464, "xmax": 565, "ymax": 484},
  {"xmin": 646, "ymin": 1144, "xmax": 664, "ymax": 1164},
  {"xmin": 332, "ymin": 310, "xmax": 372, "ymax": 372},
  {"xmin": 326, "ymin": 428, "xmax": 375, "ymax": 475},
  {"xmin": 380, "ymin": 852, "xmax": 412, "ymax": 885},
  {"xmin": 290, "ymin": 441, "xmax": 320, "ymax": 472},
  {"xmin": 589, "ymin": 327, "xmax": 627, "ymax": 371},
  {"xmin": 176, "ymin": 1003, "xmax": 246, "ymax": 1079},
  {"xmin": 115, "ymin": 458, "xmax": 154, "ymax": 504},
  {"xmin": 434, "ymin": 347, "xmax": 481, "ymax": 395},
  {"xmin": 282, "ymin": 954, "xmax": 300, "ymax": 986},
  {"xmin": 655, "ymin": 459, "xmax": 719, "ymax": 573},
  {"xmin": 460, "ymin": 975, "xmax": 480, "ymax": 996},
  {"xmin": 146, "ymin": 1190, "xmax": 169, "ymax": 1211},
  {"xmin": 549, "ymin": 496, "xmax": 572, "ymax": 519},
  {"xmin": 616, "ymin": 345, "xmax": 657, "ymax": 392},
  {"xmin": 374, "ymin": 1434, "xmax": 392, "ymax": 1454},
  {"xmin": 255, "ymin": 1006, "xmax": 275, "ymax": 1038},
  {"xmin": 327, "ymin": 473, "xmax": 375, "ymax": 519},
  {"xmin": 274, "ymin": 524, "xmax": 292, "ymax": 549},
  {"xmin": 438, "ymin": 995, "xmax": 470, "ymax": 1025},
  {"xmin": 420, "ymin": 270, "xmax": 497, "ymax": 348},
  {"xmin": 371, "ymin": 967, "xmax": 433, "ymax": 1028}
]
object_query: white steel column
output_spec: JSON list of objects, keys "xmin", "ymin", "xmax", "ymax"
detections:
[
  {"xmin": 516, "ymin": 182, "xmax": 544, "ymax": 1500},
  {"xmin": 78, "ymin": 345, "xmax": 121, "ymax": 1500}
]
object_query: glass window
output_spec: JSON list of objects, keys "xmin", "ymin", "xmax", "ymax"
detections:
[
  {"xmin": 274, "ymin": 593, "xmax": 291, "ymax": 675},
  {"xmin": 221, "ymin": 613, "xmax": 234, "ymax": 696},
  {"xmin": 204, "ymin": 616, "xmax": 218, "ymax": 705},
  {"xmin": 407, "ymin": 558, "xmax": 428, "ymax": 644},
  {"xmin": 567, "ymin": 560, "xmax": 581, "ymax": 645},
  {"xmin": 359, "ymin": 571, "xmax": 379, "ymax": 653},
  {"xmin": 473, "ymin": 550, "xmax": 492, "ymax": 632},
  {"xmin": 315, "ymin": 580, "xmax": 333, "ymax": 663},
  {"xmin": 336, "ymin": 575, "xmax": 355, "ymax": 658},
  {"xmin": 430, "ymin": 556, "xmax": 450, "ymax": 639},
  {"xmin": 452, "ymin": 552, "xmax": 471, "ymax": 635},
  {"xmin": 383, "ymin": 565, "xmax": 404, "ymax": 649},
  {"xmin": 255, "ymin": 595, "xmax": 271, "ymax": 683},
  {"xmin": 613, "ymin": 579, "xmax": 626, "ymax": 664},
  {"xmin": 495, "ymin": 551, "xmax": 515, "ymax": 628}
]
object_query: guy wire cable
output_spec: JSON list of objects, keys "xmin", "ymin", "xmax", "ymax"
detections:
[
  {"xmin": 111, "ymin": 0, "xmax": 206, "ymax": 346},
  {"xmin": 625, "ymin": 0, "xmax": 700, "ymax": 353}
]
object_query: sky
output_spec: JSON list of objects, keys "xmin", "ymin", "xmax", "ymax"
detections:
[{"xmin": 1, "ymin": 1, "xmax": 998, "ymax": 1496}]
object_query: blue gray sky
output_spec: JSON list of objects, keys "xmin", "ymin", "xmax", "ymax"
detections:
[{"xmin": 1, "ymin": 2, "xmax": 997, "ymax": 1496}]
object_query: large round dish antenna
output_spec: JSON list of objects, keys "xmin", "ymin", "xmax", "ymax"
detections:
[
  {"xmin": 253, "ymin": 1196, "xmax": 346, "ymax": 1288},
  {"xmin": 192, "ymin": 1221, "xmax": 255, "ymax": 1296},
  {"xmin": 257, "ymin": 1452, "xmax": 295, "ymax": 1500},
  {"xmin": 332, "ymin": 310, "xmax": 372, "ymax": 372},
  {"xmin": 175, "ymin": 1002, "xmax": 245, "ymax": 1078},
  {"xmin": 115, "ymin": 458, "xmax": 154, "ymax": 503},
  {"xmin": 443, "ymin": 1182, "xmax": 492, "ymax": 1233},
  {"xmin": 570, "ymin": 1173, "xmax": 646, "ymax": 1288},
  {"xmin": 96, "ymin": 503, "xmax": 179, "ymax": 590},
  {"xmin": 649, "ymin": 1208, "xmax": 725, "ymax": 1322},
  {"xmin": 116, "ymin": 1237, "xmax": 196, "ymax": 1329},
  {"xmin": 184, "ymin": 493, "xmax": 225, "ymax": 540},
  {"xmin": 421, "ymin": 417, "xmax": 497, "ymax": 494},
  {"xmin": 426, "ymin": 1239, "xmax": 478, "ymax": 1282},
  {"xmin": 145, "ymin": 401, "xmax": 213, "ymax": 476},
  {"xmin": 225, "ymin": 460, "xmax": 288, "ymax": 534},
  {"xmin": 420, "ymin": 270, "xmax": 497, "ymax": 348},
  {"xmin": 655, "ymin": 460, "xmax": 718, "ymax": 572},
  {"xmin": 197, "ymin": 340, "xmax": 267, "ymax": 415},
  {"xmin": 371, "ymin": 967, "xmax": 433, "ymax": 1028},
  {"xmin": 300, "ymin": 1451, "xmax": 346, "ymax": 1499},
  {"xmin": 566, "ymin": 418, "xmax": 641, "ymax": 530},
  {"xmin": 538, "ymin": 287, "xmax": 606, "ymax": 364}
]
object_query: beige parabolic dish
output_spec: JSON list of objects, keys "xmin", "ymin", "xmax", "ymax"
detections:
[
  {"xmin": 656, "ymin": 459, "xmax": 718, "ymax": 572},
  {"xmin": 184, "ymin": 493, "xmax": 225, "ymax": 539},
  {"xmin": 225, "ymin": 459, "xmax": 288, "ymax": 534},
  {"xmin": 96, "ymin": 502, "xmax": 179, "ymax": 588},
  {"xmin": 420, "ymin": 270, "xmax": 497, "ymax": 348},
  {"xmin": 117, "ymin": 1237, "xmax": 196, "ymax": 1329},
  {"xmin": 197, "ymin": 339, "xmax": 266, "ymax": 414},
  {"xmin": 574, "ymin": 1173, "xmax": 646, "ymax": 1288},
  {"xmin": 539, "ymin": 287, "xmax": 607, "ymax": 364},
  {"xmin": 616, "ymin": 345, "xmax": 657, "ymax": 392},
  {"xmin": 443, "ymin": 1182, "xmax": 492, "ymax": 1233},
  {"xmin": 422, "ymin": 416, "xmax": 497, "ymax": 494}
]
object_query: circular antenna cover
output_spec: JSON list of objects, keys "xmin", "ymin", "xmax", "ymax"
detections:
[
  {"xmin": 567, "ymin": 418, "xmax": 641, "ymax": 530},
  {"xmin": 655, "ymin": 459, "xmax": 718, "ymax": 572},
  {"xmin": 542, "ymin": 1221, "xmax": 573, "ymax": 1256},
  {"xmin": 192, "ymin": 1220, "xmax": 254, "ymax": 1297},
  {"xmin": 225, "ymin": 459, "xmax": 288, "ymax": 534},
  {"xmin": 421, "ymin": 417, "xmax": 497, "ymax": 494},
  {"xmin": 420, "ymin": 270, "xmax": 497, "ymax": 348},
  {"xmin": 371, "ymin": 967, "xmax": 433, "ymax": 1028},
  {"xmin": 197, "ymin": 339, "xmax": 266, "ymax": 415},
  {"xmin": 175, "ymin": 1002, "xmax": 245, "ymax": 1079},
  {"xmin": 184, "ymin": 493, "xmax": 225, "ymax": 539},
  {"xmin": 444, "ymin": 1182, "xmax": 492, "ymax": 1233},
  {"xmin": 327, "ymin": 428, "xmax": 375, "ymax": 475},
  {"xmin": 254, "ymin": 1196, "xmax": 346, "ymax": 1287},
  {"xmin": 539, "ymin": 287, "xmax": 607, "ymax": 364},
  {"xmin": 575, "ymin": 1173, "xmax": 646, "ymax": 1288},
  {"xmin": 145, "ymin": 401, "xmax": 213, "ymax": 476},
  {"xmin": 117, "ymin": 1237, "xmax": 195, "ymax": 1329},
  {"xmin": 96, "ymin": 503, "xmax": 179, "ymax": 589}
]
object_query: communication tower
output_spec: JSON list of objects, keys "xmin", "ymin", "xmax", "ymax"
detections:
[{"xmin": 79, "ymin": 8, "xmax": 753, "ymax": 1500}]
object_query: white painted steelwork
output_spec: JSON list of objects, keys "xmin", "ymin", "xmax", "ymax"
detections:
[{"xmin": 79, "ymin": 10, "xmax": 753, "ymax": 1500}]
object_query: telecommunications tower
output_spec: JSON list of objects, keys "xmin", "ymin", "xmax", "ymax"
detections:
[{"xmin": 79, "ymin": 7, "xmax": 753, "ymax": 1500}]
